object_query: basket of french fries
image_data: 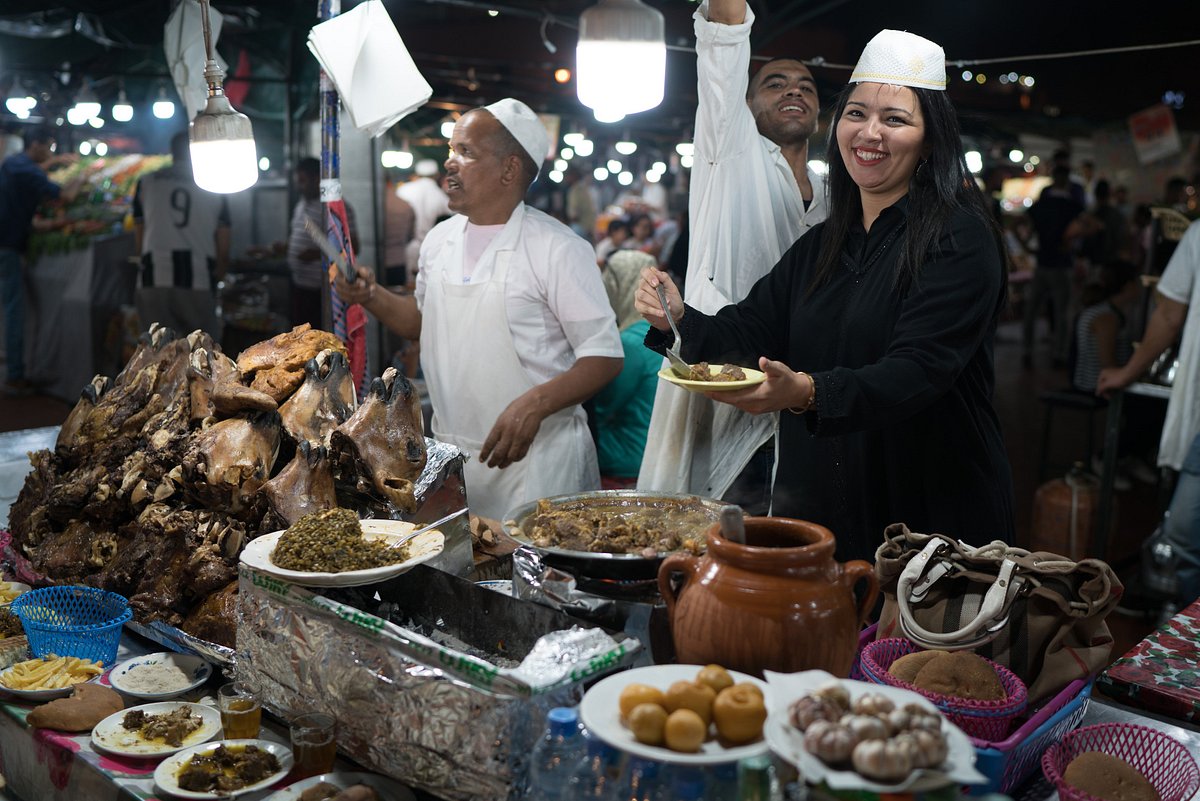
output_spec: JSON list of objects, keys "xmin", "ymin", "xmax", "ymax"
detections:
[
  {"xmin": 0, "ymin": 654, "xmax": 105, "ymax": 699},
  {"xmin": 10, "ymin": 586, "xmax": 130, "ymax": 667}
]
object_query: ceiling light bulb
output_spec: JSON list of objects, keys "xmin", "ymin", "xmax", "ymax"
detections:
[
  {"xmin": 95, "ymin": 142, "xmax": 108, "ymax": 156},
  {"xmin": 577, "ymin": 0, "xmax": 665, "ymax": 117},
  {"xmin": 73, "ymin": 82, "xmax": 101, "ymax": 121},
  {"xmin": 617, "ymin": 170, "xmax": 633, "ymax": 186},
  {"xmin": 259, "ymin": 156, "xmax": 270, "ymax": 171},
  {"xmin": 675, "ymin": 142, "xmax": 694, "ymax": 157},
  {"xmin": 651, "ymin": 160, "xmax": 666, "ymax": 173},
  {"xmin": 560, "ymin": 147, "xmax": 574, "ymax": 160},
  {"xmin": 189, "ymin": 0, "xmax": 257, "ymax": 194},
  {"xmin": 592, "ymin": 107, "xmax": 625, "ymax": 124},
  {"xmin": 88, "ymin": 116, "xmax": 105, "ymax": 128},
  {"xmin": 153, "ymin": 88, "xmax": 176, "ymax": 119},
  {"xmin": 548, "ymin": 170, "xmax": 564, "ymax": 183},
  {"xmin": 607, "ymin": 159, "xmax": 622, "ymax": 172},
  {"xmin": 593, "ymin": 167, "xmax": 609, "ymax": 181},
  {"xmin": 645, "ymin": 170, "xmax": 660, "ymax": 184},
  {"xmin": 66, "ymin": 106, "xmax": 89, "ymax": 126},
  {"xmin": 615, "ymin": 140, "xmax": 636, "ymax": 155},
  {"xmin": 563, "ymin": 132, "xmax": 584, "ymax": 146},
  {"xmin": 574, "ymin": 140, "xmax": 594, "ymax": 157},
  {"xmin": 441, "ymin": 120, "xmax": 456, "ymax": 138},
  {"xmin": 79, "ymin": 141, "xmax": 92, "ymax": 155},
  {"xmin": 112, "ymin": 88, "xmax": 133, "ymax": 122}
]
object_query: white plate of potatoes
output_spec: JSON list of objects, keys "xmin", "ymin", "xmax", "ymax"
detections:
[{"xmin": 580, "ymin": 663, "xmax": 770, "ymax": 765}]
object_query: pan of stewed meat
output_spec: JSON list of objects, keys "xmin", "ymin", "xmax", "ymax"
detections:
[{"xmin": 503, "ymin": 491, "xmax": 724, "ymax": 581}]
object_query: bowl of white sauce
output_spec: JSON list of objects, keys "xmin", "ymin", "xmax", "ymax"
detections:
[{"xmin": 108, "ymin": 652, "xmax": 212, "ymax": 700}]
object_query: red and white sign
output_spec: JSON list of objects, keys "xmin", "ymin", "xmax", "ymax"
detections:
[{"xmin": 1128, "ymin": 104, "xmax": 1182, "ymax": 164}]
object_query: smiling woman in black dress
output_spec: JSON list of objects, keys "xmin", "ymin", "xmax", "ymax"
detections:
[{"xmin": 635, "ymin": 30, "xmax": 1014, "ymax": 563}]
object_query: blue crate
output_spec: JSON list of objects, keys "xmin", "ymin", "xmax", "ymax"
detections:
[{"xmin": 10, "ymin": 586, "xmax": 131, "ymax": 668}]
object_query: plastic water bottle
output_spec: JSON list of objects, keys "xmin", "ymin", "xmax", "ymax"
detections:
[
  {"xmin": 710, "ymin": 761, "xmax": 740, "ymax": 799},
  {"xmin": 528, "ymin": 707, "xmax": 585, "ymax": 801},
  {"xmin": 568, "ymin": 735, "xmax": 623, "ymax": 799},
  {"xmin": 617, "ymin": 757, "xmax": 667, "ymax": 801},
  {"xmin": 670, "ymin": 766, "xmax": 708, "ymax": 800}
]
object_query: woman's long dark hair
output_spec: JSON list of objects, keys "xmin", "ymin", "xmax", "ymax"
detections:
[{"xmin": 809, "ymin": 84, "xmax": 1006, "ymax": 297}]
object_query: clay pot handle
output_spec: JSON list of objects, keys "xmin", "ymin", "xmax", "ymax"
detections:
[
  {"xmin": 841, "ymin": 559, "xmax": 880, "ymax": 628},
  {"xmin": 657, "ymin": 553, "xmax": 699, "ymax": 619}
]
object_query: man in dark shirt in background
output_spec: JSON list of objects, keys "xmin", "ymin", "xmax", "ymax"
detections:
[
  {"xmin": 0, "ymin": 127, "xmax": 86, "ymax": 395},
  {"xmin": 1023, "ymin": 164, "xmax": 1086, "ymax": 369}
]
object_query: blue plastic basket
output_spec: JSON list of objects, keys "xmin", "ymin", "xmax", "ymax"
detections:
[{"xmin": 9, "ymin": 586, "xmax": 131, "ymax": 667}]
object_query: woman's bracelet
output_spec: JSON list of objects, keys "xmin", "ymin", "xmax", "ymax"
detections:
[{"xmin": 787, "ymin": 372, "xmax": 816, "ymax": 415}]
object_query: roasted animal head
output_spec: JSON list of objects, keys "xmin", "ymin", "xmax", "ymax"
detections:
[
  {"xmin": 330, "ymin": 367, "xmax": 426, "ymax": 513},
  {"xmin": 184, "ymin": 410, "xmax": 282, "ymax": 513},
  {"xmin": 278, "ymin": 349, "xmax": 357, "ymax": 447},
  {"xmin": 258, "ymin": 440, "xmax": 338, "ymax": 529}
]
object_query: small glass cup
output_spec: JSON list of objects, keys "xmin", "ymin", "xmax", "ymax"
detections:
[
  {"xmin": 217, "ymin": 682, "xmax": 262, "ymax": 739},
  {"xmin": 290, "ymin": 712, "xmax": 337, "ymax": 780}
]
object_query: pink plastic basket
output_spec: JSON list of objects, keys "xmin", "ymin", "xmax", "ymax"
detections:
[
  {"xmin": 1042, "ymin": 723, "xmax": 1200, "ymax": 801},
  {"xmin": 858, "ymin": 637, "xmax": 1028, "ymax": 741}
]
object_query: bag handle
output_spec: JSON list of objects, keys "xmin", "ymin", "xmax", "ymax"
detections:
[{"xmin": 896, "ymin": 538, "xmax": 1023, "ymax": 649}]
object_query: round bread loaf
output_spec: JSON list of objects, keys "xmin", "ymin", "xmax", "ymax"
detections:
[
  {"xmin": 911, "ymin": 651, "xmax": 1005, "ymax": 701},
  {"xmin": 888, "ymin": 649, "xmax": 943, "ymax": 684},
  {"xmin": 1063, "ymin": 751, "xmax": 1160, "ymax": 801}
]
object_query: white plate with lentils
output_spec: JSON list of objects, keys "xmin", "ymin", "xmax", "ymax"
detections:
[{"xmin": 240, "ymin": 519, "xmax": 445, "ymax": 587}]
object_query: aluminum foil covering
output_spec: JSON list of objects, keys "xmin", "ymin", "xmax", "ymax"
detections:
[
  {"xmin": 125, "ymin": 619, "xmax": 236, "ymax": 665},
  {"xmin": 514, "ymin": 546, "xmax": 673, "ymax": 666},
  {"xmin": 237, "ymin": 565, "xmax": 640, "ymax": 801}
]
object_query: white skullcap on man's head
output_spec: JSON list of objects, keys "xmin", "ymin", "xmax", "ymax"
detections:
[
  {"xmin": 414, "ymin": 159, "xmax": 439, "ymax": 177},
  {"xmin": 482, "ymin": 98, "xmax": 549, "ymax": 168},
  {"xmin": 849, "ymin": 30, "xmax": 947, "ymax": 91}
]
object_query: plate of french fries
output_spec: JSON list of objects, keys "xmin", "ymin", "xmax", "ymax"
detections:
[
  {"xmin": 0, "ymin": 581, "xmax": 31, "ymax": 606},
  {"xmin": 0, "ymin": 654, "xmax": 105, "ymax": 700}
]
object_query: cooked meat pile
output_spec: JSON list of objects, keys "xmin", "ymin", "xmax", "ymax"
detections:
[
  {"xmin": 272, "ymin": 508, "xmax": 410, "ymax": 572},
  {"xmin": 685, "ymin": 362, "xmax": 747, "ymax": 382},
  {"xmin": 122, "ymin": 707, "xmax": 203, "ymax": 747},
  {"xmin": 8, "ymin": 323, "xmax": 428, "ymax": 647},
  {"xmin": 0, "ymin": 608, "xmax": 22, "ymax": 639},
  {"xmin": 514, "ymin": 497, "xmax": 714, "ymax": 555},
  {"xmin": 177, "ymin": 744, "xmax": 281, "ymax": 792}
]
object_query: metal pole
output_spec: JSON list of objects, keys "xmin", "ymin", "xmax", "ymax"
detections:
[{"xmin": 317, "ymin": 0, "xmax": 340, "ymax": 333}]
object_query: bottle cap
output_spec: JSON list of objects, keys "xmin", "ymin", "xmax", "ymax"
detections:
[{"xmin": 547, "ymin": 706, "xmax": 579, "ymax": 736}]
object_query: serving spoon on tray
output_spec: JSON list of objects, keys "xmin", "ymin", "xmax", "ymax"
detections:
[{"xmin": 383, "ymin": 508, "xmax": 467, "ymax": 552}]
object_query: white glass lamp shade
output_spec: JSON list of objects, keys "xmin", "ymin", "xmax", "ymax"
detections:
[
  {"xmin": 576, "ymin": 0, "xmax": 665, "ymax": 118},
  {"xmin": 153, "ymin": 100, "xmax": 176, "ymax": 119},
  {"xmin": 189, "ymin": 95, "xmax": 258, "ymax": 194}
]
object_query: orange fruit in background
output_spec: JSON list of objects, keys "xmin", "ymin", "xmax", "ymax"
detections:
[
  {"xmin": 664, "ymin": 708, "xmax": 706, "ymax": 753},
  {"xmin": 663, "ymin": 680, "xmax": 716, "ymax": 728},
  {"xmin": 713, "ymin": 684, "xmax": 768, "ymax": 744},
  {"xmin": 619, "ymin": 683, "xmax": 666, "ymax": 722},
  {"xmin": 627, "ymin": 703, "xmax": 668, "ymax": 746},
  {"xmin": 696, "ymin": 664, "xmax": 734, "ymax": 694}
]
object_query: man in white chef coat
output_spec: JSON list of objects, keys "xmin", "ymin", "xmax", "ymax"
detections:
[
  {"xmin": 637, "ymin": 0, "xmax": 827, "ymax": 512},
  {"xmin": 334, "ymin": 98, "xmax": 623, "ymax": 521}
]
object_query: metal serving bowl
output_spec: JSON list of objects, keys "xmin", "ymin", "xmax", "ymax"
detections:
[{"xmin": 502, "ymin": 490, "xmax": 725, "ymax": 582}]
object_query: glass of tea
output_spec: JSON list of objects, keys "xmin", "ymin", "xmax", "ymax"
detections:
[
  {"xmin": 217, "ymin": 682, "xmax": 262, "ymax": 739},
  {"xmin": 290, "ymin": 712, "xmax": 337, "ymax": 779}
]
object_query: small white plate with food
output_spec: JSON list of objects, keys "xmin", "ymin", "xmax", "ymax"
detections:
[
  {"xmin": 0, "ymin": 654, "xmax": 105, "ymax": 700},
  {"xmin": 108, "ymin": 652, "xmax": 212, "ymax": 700},
  {"xmin": 240, "ymin": 518, "xmax": 445, "ymax": 588},
  {"xmin": 263, "ymin": 771, "xmax": 417, "ymax": 801},
  {"xmin": 580, "ymin": 663, "xmax": 771, "ymax": 765},
  {"xmin": 92, "ymin": 701, "xmax": 222, "ymax": 759},
  {"xmin": 154, "ymin": 739, "xmax": 293, "ymax": 799},
  {"xmin": 658, "ymin": 363, "xmax": 766, "ymax": 393},
  {"xmin": 0, "ymin": 581, "xmax": 31, "ymax": 606}
]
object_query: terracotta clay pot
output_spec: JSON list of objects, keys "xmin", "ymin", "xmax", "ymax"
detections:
[{"xmin": 658, "ymin": 517, "xmax": 878, "ymax": 678}]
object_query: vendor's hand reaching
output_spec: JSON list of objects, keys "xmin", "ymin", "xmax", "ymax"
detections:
[
  {"xmin": 705, "ymin": 357, "xmax": 813, "ymax": 415},
  {"xmin": 479, "ymin": 389, "xmax": 546, "ymax": 469},
  {"xmin": 634, "ymin": 267, "xmax": 683, "ymax": 332},
  {"xmin": 334, "ymin": 265, "xmax": 375, "ymax": 306},
  {"xmin": 1095, "ymin": 366, "xmax": 1131, "ymax": 398}
]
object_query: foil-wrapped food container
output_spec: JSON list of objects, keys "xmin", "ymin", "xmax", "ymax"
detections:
[{"xmin": 237, "ymin": 562, "xmax": 640, "ymax": 801}]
